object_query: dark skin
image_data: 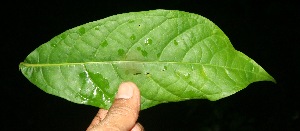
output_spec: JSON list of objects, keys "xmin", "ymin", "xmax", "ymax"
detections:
[{"xmin": 87, "ymin": 82, "xmax": 144, "ymax": 131}]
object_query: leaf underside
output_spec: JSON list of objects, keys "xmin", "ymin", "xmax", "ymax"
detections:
[{"xmin": 19, "ymin": 9, "xmax": 275, "ymax": 110}]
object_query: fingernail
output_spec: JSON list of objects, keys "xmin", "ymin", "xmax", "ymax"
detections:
[{"xmin": 115, "ymin": 82, "xmax": 133, "ymax": 99}]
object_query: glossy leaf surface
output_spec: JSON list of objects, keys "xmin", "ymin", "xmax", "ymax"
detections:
[{"xmin": 19, "ymin": 10, "xmax": 275, "ymax": 110}]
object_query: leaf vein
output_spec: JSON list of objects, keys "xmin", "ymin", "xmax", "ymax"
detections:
[
  {"xmin": 182, "ymin": 33, "xmax": 214, "ymax": 62},
  {"xmin": 92, "ymin": 20, "xmax": 125, "ymax": 57},
  {"xmin": 148, "ymin": 74, "xmax": 182, "ymax": 99},
  {"xmin": 158, "ymin": 23, "xmax": 200, "ymax": 60},
  {"xmin": 124, "ymin": 18, "xmax": 169, "ymax": 57}
]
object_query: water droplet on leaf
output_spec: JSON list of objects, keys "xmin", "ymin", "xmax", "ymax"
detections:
[
  {"xmin": 128, "ymin": 19, "xmax": 134, "ymax": 23},
  {"xmin": 60, "ymin": 34, "xmax": 67, "ymax": 39},
  {"xmin": 141, "ymin": 50, "xmax": 148, "ymax": 57},
  {"xmin": 94, "ymin": 26, "xmax": 100, "ymax": 30},
  {"xmin": 89, "ymin": 72, "xmax": 109, "ymax": 90},
  {"xmin": 184, "ymin": 73, "xmax": 191, "ymax": 79},
  {"xmin": 145, "ymin": 38, "xmax": 152, "ymax": 45},
  {"xmin": 156, "ymin": 53, "xmax": 161, "ymax": 58},
  {"xmin": 101, "ymin": 93, "xmax": 112, "ymax": 104},
  {"xmin": 163, "ymin": 66, "xmax": 168, "ymax": 71},
  {"xmin": 79, "ymin": 72, "xmax": 87, "ymax": 79},
  {"xmin": 51, "ymin": 43, "xmax": 57, "ymax": 47},
  {"xmin": 78, "ymin": 27, "xmax": 86, "ymax": 35},
  {"xmin": 100, "ymin": 40, "xmax": 108, "ymax": 47},
  {"xmin": 79, "ymin": 71, "xmax": 88, "ymax": 85},
  {"xmin": 174, "ymin": 40, "xmax": 178, "ymax": 45},
  {"xmin": 130, "ymin": 34, "xmax": 136, "ymax": 40},
  {"xmin": 118, "ymin": 49, "xmax": 125, "ymax": 56}
]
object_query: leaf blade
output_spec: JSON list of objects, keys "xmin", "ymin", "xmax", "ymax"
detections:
[{"xmin": 19, "ymin": 9, "xmax": 275, "ymax": 110}]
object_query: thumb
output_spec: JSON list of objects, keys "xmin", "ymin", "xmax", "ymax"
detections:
[{"xmin": 99, "ymin": 82, "xmax": 141, "ymax": 130}]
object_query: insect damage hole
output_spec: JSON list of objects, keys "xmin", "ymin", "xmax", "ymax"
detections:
[
  {"xmin": 133, "ymin": 72, "xmax": 142, "ymax": 75},
  {"xmin": 133, "ymin": 72, "xmax": 150, "ymax": 76}
]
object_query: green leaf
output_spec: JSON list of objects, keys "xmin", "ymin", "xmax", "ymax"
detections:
[{"xmin": 19, "ymin": 9, "xmax": 275, "ymax": 110}]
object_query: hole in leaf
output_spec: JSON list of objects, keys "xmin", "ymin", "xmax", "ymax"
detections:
[{"xmin": 133, "ymin": 72, "xmax": 142, "ymax": 75}]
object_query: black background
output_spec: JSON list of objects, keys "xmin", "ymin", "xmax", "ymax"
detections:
[{"xmin": 2, "ymin": 0, "xmax": 299, "ymax": 130}]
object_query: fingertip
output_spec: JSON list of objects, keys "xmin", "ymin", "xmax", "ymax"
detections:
[
  {"xmin": 120, "ymin": 82, "xmax": 140, "ymax": 110},
  {"xmin": 87, "ymin": 82, "xmax": 142, "ymax": 131},
  {"xmin": 116, "ymin": 82, "xmax": 134, "ymax": 99},
  {"xmin": 131, "ymin": 123, "xmax": 144, "ymax": 131},
  {"xmin": 120, "ymin": 82, "xmax": 139, "ymax": 91},
  {"xmin": 118, "ymin": 82, "xmax": 140, "ymax": 99}
]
